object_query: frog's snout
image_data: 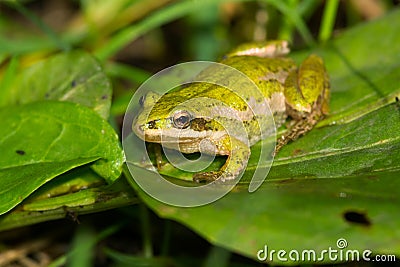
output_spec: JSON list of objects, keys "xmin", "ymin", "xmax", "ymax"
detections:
[
  {"xmin": 133, "ymin": 125, "xmax": 144, "ymax": 139},
  {"xmin": 132, "ymin": 116, "xmax": 145, "ymax": 140}
]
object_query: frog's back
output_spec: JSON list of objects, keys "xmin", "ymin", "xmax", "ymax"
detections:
[
  {"xmin": 220, "ymin": 56, "xmax": 296, "ymax": 98},
  {"xmin": 169, "ymin": 56, "xmax": 294, "ymax": 108},
  {"xmin": 148, "ymin": 55, "xmax": 293, "ymax": 133}
]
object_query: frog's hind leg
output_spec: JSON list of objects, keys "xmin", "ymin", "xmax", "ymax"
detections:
[
  {"xmin": 276, "ymin": 54, "xmax": 329, "ymax": 154},
  {"xmin": 276, "ymin": 80, "xmax": 328, "ymax": 154},
  {"xmin": 275, "ymin": 111, "xmax": 322, "ymax": 153}
]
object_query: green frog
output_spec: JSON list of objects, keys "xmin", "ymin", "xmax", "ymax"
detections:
[{"xmin": 133, "ymin": 41, "xmax": 330, "ymax": 183}]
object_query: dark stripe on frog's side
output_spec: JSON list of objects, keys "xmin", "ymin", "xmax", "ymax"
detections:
[
  {"xmin": 146, "ymin": 117, "xmax": 218, "ymax": 131},
  {"xmin": 147, "ymin": 116, "xmax": 245, "ymax": 133},
  {"xmin": 190, "ymin": 118, "xmax": 213, "ymax": 131}
]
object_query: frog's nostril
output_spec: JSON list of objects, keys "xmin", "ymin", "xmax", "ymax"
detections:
[{"xmin": 139, "ymin": 95, "xmax": 145, "ymax": 106}]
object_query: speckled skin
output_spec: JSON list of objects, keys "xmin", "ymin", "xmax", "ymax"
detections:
[{"xmin": 133, "ymin": 41, "xmax": 330, "ymax": 183}]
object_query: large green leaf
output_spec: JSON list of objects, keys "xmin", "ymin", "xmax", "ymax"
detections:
[
  {"xmin": 0, "ymin": 51, "xmax": 112, "ymax": 119},
  {"xmin": 0, "ymin": 101, "xmax": 124, "ymax": 215},
  {"xmin": 127, "ymin": 10, "xmax": 400, "ymax": 264}
]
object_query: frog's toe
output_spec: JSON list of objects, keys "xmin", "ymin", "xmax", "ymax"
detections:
[
  {"xmin": 193, "ymin": 171, "xmax": 236, "ymax": 183},
  {"xmin": 193, "ymin": 172, "xmax": 220, "ymax": 183}
]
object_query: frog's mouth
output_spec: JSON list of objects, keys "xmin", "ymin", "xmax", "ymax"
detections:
[
  {"xmin": 134, "ymin": 125, "xmax": 231, "ymax": 155},
  {"xmin": 133, "ymin": 123, "xmax": 221, "ymax": 144}
]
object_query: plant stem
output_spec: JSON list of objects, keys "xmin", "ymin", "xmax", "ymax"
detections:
[
  {"xmin": 319, "ymin": 0, "xmax": 340, "ymax": 42},
  {"xmin": 140, "ymin": 204, "xmax": 153, "ymax": 258}
]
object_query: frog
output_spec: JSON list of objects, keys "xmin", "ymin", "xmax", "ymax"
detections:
[{"xmin": 133, "ymin": 40, "xmax": 330, "ymax": 183}]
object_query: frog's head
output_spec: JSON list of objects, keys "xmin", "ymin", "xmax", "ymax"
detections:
[
  {"xmin": 133, "ymin": 91, "xmax": 216, "ymax": 149},
  {"xmin": 133, "ymin": 91, "xmax": 169, "ymax": 141}
]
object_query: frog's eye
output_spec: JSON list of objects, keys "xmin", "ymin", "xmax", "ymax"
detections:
[{"xmin": 172, "ymin": 110, "xmax": 192, "ymax": 129}]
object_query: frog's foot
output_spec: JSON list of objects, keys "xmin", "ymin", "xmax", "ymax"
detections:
[
  {"xmin": 275, "ymin": 112, "xmax": 323, "ymax": 154},
  {"xmin": 193, "ymin": 171, "xmax": 219, "ymax": 183},
  {"xmin": 148, "ymin": 143, "xmax": 166, "ymax": 170},
  {"xmin": 277, "ymin": 53, "xmax": 329, "ymax": 154},
  {"xmin": 193, "ymin": 171, "xmax": 236, "ymax": 184}
]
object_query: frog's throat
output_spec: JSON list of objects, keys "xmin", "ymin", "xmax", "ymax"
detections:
[{"xmin": 137, "ymin": 127, "xmax": 225, "ymax": 144}]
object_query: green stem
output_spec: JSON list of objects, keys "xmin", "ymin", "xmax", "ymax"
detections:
[
  {"xmin": 266, "ymin": 0, "xmax": 315, "ymax": 46},
  {"xmin": 161, "ymin": 220, "xmax": 172, "ymax": 256},
  {"xmin": 94, "ymin": 0, "xmax": 253, "ymax": 61},
  {"xmin": 319, "ymin": 0, "xmax": 340, "ymax": 42},
  {"xmin": 140, "ymin": 204, "xmax": 153, "ymax": 258},
  {"xmin": 277, "ymin": 0, "xmax": 298, "ymax": 42}
]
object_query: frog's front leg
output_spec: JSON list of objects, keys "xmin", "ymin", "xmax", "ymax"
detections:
[
  {"xmin": 193, "ymin": 135, "xmax": 250, "ymax": 183},
  {"xmin": 277, "ymin": 54, "xmax": 330, "ymax": 152}
]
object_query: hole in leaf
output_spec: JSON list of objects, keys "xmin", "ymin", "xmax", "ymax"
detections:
[
  {"xmin": 343, "ymin": 210, "xmax": 371, "ymax": 226},
  {"xmin": 16, "ymin": 150, "xmax": 25, "ymax": 155}
]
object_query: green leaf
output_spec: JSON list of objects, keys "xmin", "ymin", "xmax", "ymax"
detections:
[
  {"xmin": 0, "ymin": 101, "xmax": 124, "ymax": 215},
  {"xmin": 0, "ymin": 178, "xmax": 137, "ymax": 231},
  {"xmin": 130, "ymin": 169, "xmax": 400, "ymax": 264},
  {"xmin": 127, "ymin": 10, "xmax": 400, "ymax": 265},
  {"xmin": 24, "ymin": 166, "xmax": 106, "ymax": 203},
  {"xmin": 0, "ymin": 179, "xmax": 139, "ymax": 231},
  {"xmin": 0, "ymin": 51, "xmax": 112, "ymax": 119}
]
